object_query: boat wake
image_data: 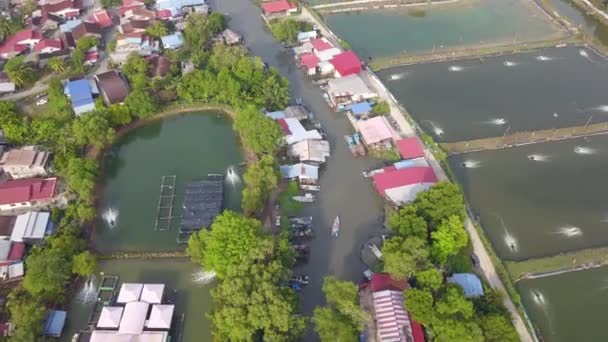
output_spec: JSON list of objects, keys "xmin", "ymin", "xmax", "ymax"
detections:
[
  {"xmin": 461, "ymin": 160, "xmax": 481, "ymax": 168},
  {"xmin": 389, "ymin": 73, "xmax": 405, "ymax": 80},
  {"xmin": 503, "ymin": 60, "xmax": 518, "ymax": 67},
  {"xmin": 102, "ymin": 207, "xmax": 119, "ymax": 229},
  {"xmin": 448, "ymin": 65, "xmax": 463, "ymax": 72},
  {"xmin": 226, "ymin": 166, "xmax": 241, "ymax": 185},
  {"xmin": 574, "ymin": 146, "xmax": 597, "ymax": 155},
  {"xmin": 536, "ymin": 55, "xmax": 552, "ymax": 61},
  {"xmin": 527, "ymin": 154, "xmax": 549, "ymax": 162},
  {"xmin": 555, "ymin": 225, "xmax": 583, "ymax": 238},
  {"xmin": 580, "ymin": 49, "xmax": 594, "ymax": 62}
]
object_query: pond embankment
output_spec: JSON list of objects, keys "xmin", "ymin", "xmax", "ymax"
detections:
[{"xmin": 313, "ymin": 0, "xmax": 458, "ymax": 14}]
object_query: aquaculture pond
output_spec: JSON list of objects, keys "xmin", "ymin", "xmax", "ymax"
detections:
[
  {"xmin": 517, "ymin": 265, "xmax": 608, "ymax": 342},
  {"xmin": 95, "ymin": 113, "xmax": 244, "ymax": 253},
  {"xmin": 378, "ymin": 45, "xmax": 608, "ymax": 142},
  {"xmin": 325, "ymin": 0, "xmax": 562, "ymax": 59},
  {"xmin": 61, "ymin": 259, "xmax": 216, "ymax": 342},
  {"xmin": 448, "ymin": 134, "xmax": 608, "ymax": 260}
]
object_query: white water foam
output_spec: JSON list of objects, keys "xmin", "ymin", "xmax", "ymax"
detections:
[
  {"xmin": 226, "ymin": 166, "xmax": 241, "ymax": 185},
  {"xmin": 532, "ymin": 290, "xmax": 546, "ymax": 306},
  {"xmin": 536, "ymin": 55, "xmax": 552, "ymax": 61},
  {"xmin": 574, "ymin": 146, "xmax": 597, "ymax": 155},
  {"xmin": 555, "ymin": 225, "xmax": 583, "ymax": 238},
  {"xmin": 488, "ymin": 118, "xmax": 507, "ymax": 125},
  {"xmin": 594, "ymin": 105, "xmax": 608, "ymax": 112},
  {"xmin": 102, "ymin": 207, "xmax": 118, "ymax": 229},
  {"xmin": 448, "ymin": 65, "xmax": 463, "ymax": 72},
  {"xmin": 494, "ymin": 213, "xmax": 518, "ymax": 252},
  {"xmin": 389, "ymin": 73, "xmax": 405, "ymax": 80},
  {"xmin": 528, "ymin": 154, "xmax": 549, "ymax": 162},
  {"xmin": 503, "ymin": 60, "xmax": 518, "ymax": 67},
  {"xmin": 424, "ymin": 121, "xmax": 444, "ymax": 137},
  {"xmin": 75, "ymin": 275, "xmax": 97, "ymax": 304},
  {"xmin": 461, "ymin": 160, "xmax": 481, "ymax": 168},
  {"xmin": 580, "ymin": 49, "xmax": 593, "ymax": 62},
  {"xmin": 192, "ymin": 269, "xmax": 216, "ymax": 285}
]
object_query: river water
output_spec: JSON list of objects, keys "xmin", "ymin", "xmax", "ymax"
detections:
[
  {"xmin": 377, "ymin": 45, "xmax": 608, "ymax": 142},
  {"xmin": 549, "ymin": 0, "xmax": 608, "ymax": 45},
  {"xmin": 63, "ymin": 114, "xmax": 243, "ymax": 340},
  {"xmin": 325, "ymin": 0, "xmax": 562, "ymax": 59}
]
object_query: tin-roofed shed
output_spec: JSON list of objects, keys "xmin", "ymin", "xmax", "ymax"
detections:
[
  {"xmin": 448, "ymin": 273, "xmax": 484, "ymax": 298},
  {"xmin": 43, "ymin": 310, "xmax": 66, "ymax": 337}
]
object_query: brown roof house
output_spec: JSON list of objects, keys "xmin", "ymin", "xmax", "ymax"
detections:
[
  {"xmin": 147, "ymin": 55, "xmax": 170, "ymax": 78},
  {"xmin": 71, "ymin": 21, "xmax": 102, "ymax": 42},
  {"xmin": 0, "ymin": 146, "xmax": 50, "ymax": 179},
  {"xmin": 95, "ymin": 70, "xmax": 130, "ymax": 105}
]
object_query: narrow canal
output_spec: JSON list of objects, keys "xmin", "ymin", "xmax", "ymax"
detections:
[
  {"xmin": 325, "ymin": 0, "xmax": 562, "ymax": 60},
  {"xmin": 62, "ymin": 114, "xmax": 244, "ymax": 341},
  {"xmin": 214, "ymin": 0, "xmax": 387, "ymax": 332}
]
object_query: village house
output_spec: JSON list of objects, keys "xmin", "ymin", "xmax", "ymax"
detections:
[
  {"xmin": 299, "ymin": 53, "xmax": 319, "ymax": 76},
  {"xmin": 64, "ymin": 78, "xmax": 99, "ymax": 115},
  {"xmin": 155, "ymin": 0, "xmax": 205, "ymax": 10},
  {"xmin": 147, "ymin": 55, "xmax": 171, "ymax": 78},
  {"xmin": 10, "ymin": 211, "xmax": 53, "ymax": 243},
  {"xmin": 266, "ymin": 105, "xmax": 308, "ymax": 121},
  {"xmin": 349, "ymin": 101, "xmax": 372, "ymax": 119},
  {"xmin": 326, "ymin": 74, "xmax": 377, "ymax": 110},
  {"xmin": 111, "ymin": 33, "xmax": 159, "ymax": 64},
  {"xmin": 288, "ymin": 139, "xmax": 330, "ymax": 164},
  {"xmin": 40, "ymin": 0, "xmax": 81, "ymax": 20},
  {"xmin": 0, "ymin": 177, "xmax": 57, "ymax": 211},
  {"xmin": 280, "ymin": 163, "xmax": 319, "ymax": 185},
  {"xmin": 95, "ymin": 70, "xmax": 130, "ymax": 105},
  {"xmin": 330, "ymin": 50, "xmax": 362, "ymax": 78},
  {"xmin": 395, "ymin": 137, "xmax": 425, "ymax": 160},
  {"xmin": 156, "ymin": 7, "xmax": 182, "ymax": 21},
  {"xmin": 448, "ymin": 273, "xmax": 484, "ymax": 298},
  {"xmin": 34, "ymin": 38, "xmax": 63, "ymax": 54},
  {"xmin": 0, "ymin": 72, "xmax": 15, "ymax": 94},
  {"xmin": 161, "ymin": 32, "xmax": 184, "ymax": 49},
  {"xmin": 297, "ymin": 30, "xmax": 317, "ymax": 43},
  {"xmin": 277, "ymin": 118, "xmax": 322, "ymax": 145},
  {"xmin": 372, "ymin": 166, "xmax": 437, "ymax": 205},
  {"xmin": 0, "ymin": 28, "xmax": 43, "ymax": 59},
  {"xmin": 121, "ymin": 7, "xmax": 156, "ymax": 33},
  {"xmin": 261, "ymin": 0, "xmax": 297, "ymax": 19},
  {"xmin": 0, "ymin": 146, "xmax": 50, "ymax": 179},
  {"xmin": 357, "ymin": 116, "xmax": 399, "ymax": 149},
  {"xmin": 87, "ymin": 9, "xmax": 114, "ymax": 29}
]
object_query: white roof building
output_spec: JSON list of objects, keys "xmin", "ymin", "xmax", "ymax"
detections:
[
  {"xmin": 90, "ymin": 331, "xmax": 169, "ymax": 342},
  {"xmin": 97, "ymin": 306, "xmax": 124, "ymax": 329},
  {"xmin": 146, "ymin": 304, "xmax": 174, "ymax": 329},
  {"xmin": 10, "ymin": 211, "xmax": 50, "ymax": 242},
  {"xmin": 140, "ymin": 284, "xmax": 164, "ymax": 304},
  {"xmin": 119, "ymin": 301, "xmax": 149, "ymax": 335},
  {"xmin": 117, "ymin": 283, "xmax": 144, "ymax": 303},
  {"xmin": 327, "ymin": 74, "xmax": 376, "ymax": 100},
  {"xmin": 288, "ymin": 139, "xmax": 330, "ymax": 164},
  {"xmin": 315, "ymin": 47, "xmax": 342, "ymax": 62},
  {"xmin": 279, "ymin": 118, "xmax": 323, "ymax": 145}
]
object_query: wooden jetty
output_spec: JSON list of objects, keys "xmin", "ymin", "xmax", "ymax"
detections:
[{"xmin": 155, "ymin": 175, "xmax": 177, "ymax": 231}]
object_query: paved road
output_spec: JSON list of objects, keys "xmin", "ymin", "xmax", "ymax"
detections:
[{"xmin": 214, "ymin": 0, "xmax": 387, "ymax": 339}]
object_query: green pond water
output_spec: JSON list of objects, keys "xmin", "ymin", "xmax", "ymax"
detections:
[
  {"xmin": 550, "ymin": 0, "xmax": 608, "ymax": 46},
  {"xmin": 448, "ymin": 134, "xmax": 608, "ymax": 261},
  {"xmin": 378, "ymin": 46, "xmax": 608, "ymax": 142},
  {"xmin": 518, "ymin": 265, "xmax": 608, "ymax": 342},
  {"xmin": 325, "ymin": 0, "xmax": 562, "ymax": 59},
  {"xmin": 63, "ymin": 113, "xmax": 244, "ymax": 341}
]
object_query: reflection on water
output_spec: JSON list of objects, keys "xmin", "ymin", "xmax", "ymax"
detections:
[
  {"xmin": 536, "ymin": 55, "xmax": 553, "ymax": 61},
  {"xmin": 574, "ymin": 146, "xmax": 597, "ymax": 155},
  {"xmin": 503, "ymin": 60, "xmax": 519, "ymax": 67},
  {"xmin": 448, "ymin": 65, "xmax": 463, "ymax": 72}
]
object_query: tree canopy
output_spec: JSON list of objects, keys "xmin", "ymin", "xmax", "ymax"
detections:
[
  {"xmin": 72, "ymin": 251, "xmax": 98, "ymax": 276},
  {"xmin": 242, "ymin": 155, "xmax": 280, "ymax": 215},
  {"xmin": 270, "ymin": 19, "xmax": 312, "ymax": 44},
  {"xmin": 388, "ymin": 204, "xmax": 428, "ymax": 239},
  {"xmin": 4, "ymin": 56, "xmax": 33, "ymax": 87},
  {"xmin": 430, "ymin": 215, "xmax": 469, "ymax": 265},
  {"xmin": 414, "ymin": 181, "xmax": 465, "ymax": 229},
  {"xmin": 234, "ymin": 105, "xmax": 283, "ymax": 155},
  {"xmin": 382, "ymin": 236, "xmax": 430, "ymax": 278}
]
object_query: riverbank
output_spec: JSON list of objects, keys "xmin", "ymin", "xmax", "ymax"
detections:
[
  {"xmin": 506, "ymin": 246, "xmax": 608, "ymax": 280},
  {"xmin": 99, "ymin": 251, "xmax": 189, "ymax": 259},
  {"xmin": 298, "ymin": 5, "xmax": 535, "ymax": 341},
  {"xmin": 370, "ymin": 36, "xmax": 578, "ymax": 70},
  {"xmin": 442, "ymin": 120, "xmax": 608, "ymax": 154}
]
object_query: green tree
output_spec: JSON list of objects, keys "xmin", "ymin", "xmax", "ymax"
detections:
[
  {"xmin": 313, "ymin": 307, "xmax": 358, "ymax": 342},
  {"xmin": 122, "ymin": 53, "xmax": 149, "ymax": 86},
  {"xmin": 0, "ymin": 16, "xmax": 15, "ymax": 41},
  {"xmin": 382, "ymin": 236, "xmax": 430, "ymax": 278},
  {"xmin": 371, "ymin": 101, "xmax": 390, "ymax": 115},
  {"xmin": 322, "ymin": 276, "xmax": 368, "ymax": 323},
  {"xmin": 207, "ymin": 12, "xmax": 227, "ymax": 34},
  {"xmin": 414, "ymin": 181, "xmax": 465, "ymax": 229},
  {"xmin": 177, "ymin": 69, "xmax": 218, "ymax": 102},
  {"xmin": 415, "ymin": 268, "xmax": 443, "ymax": 291},
  {"xmin": 259, "ymin": 71, "xmax": 290, "ymax": 110},
  {"xmin": 71, "ymin": 112, "xmax": 115, "ymax": 148},
  {"xmin": 430, "ymin": 215, "xmax": 469, "ymax": 265},
  {"xmin": 107, "ymin": 103, "xmax": 133, "ymax": 125},
  {"xmin": 184, "ymin": 12, "xmax": 214, "ymax": 52},
  {"xmin": 48, "ymin": 56, "xmax": 66, "ymax": 73},
  {"xmin": 388, "ymin": 204, "xmax": 428, "ymax": 239},
  {"xmin": 145, "ymin": 21, "xmax": 169, "ymax": 38},
  {"xmin": 435, "ymin": 285, "xmax": 474, "ymax": 320},
  {"xmin": 72, "ymin": 251, "xmax": 98, "ymax": 276},
  {"xmin": 46, "ymin": 77, "xmax": 73, "ymax": 120},
  {"xmin": 473, "ymin": 289, "xmax": 508, "ymax": 318},
  {"xmin": 125, "ymin": 89, "xmax": 158, "ymax": 117},
  {"xmin": 0, "ymin": 101, "xmax": 30, "ymax": 143},
  {"xmin": 100, "ymin": 0, "xmax": 120, "ymax": 8},
  {"xmin": 7, "ymin": 287, "xmax": 46, "ymax": 341},
  {"xmin": 404, "ymin": 288, "xmax": 435, "ymax": 325},
  {"xmin": 234, "ymin": 105, "xmax": 283, "ymax": 155},
  {"xmin": 269, "ymin": 18, "xmax": 312, "ymax": 44},
  {"xmin": 4, "ymin": 56, "xmax": 33, "ymax": 87},
  {"xmin": 76, "ymin": 36, "xmax": 98, "ymax": 51},
  {"xmin": 64, "ymin": 200, "xmax": 96, "ymax": 223},
  {"xmin": 23, "ymin": 248, "xmax": 72, "ymax": 300},
  {"xmin": 433, "ymin": 318, "xmax": 483, "ymax": 342},
  {"xmin": 71, "ymin": 48, "xmax": 85, "ymax": 74},
  {"xmin": 242, "ymin": 155, "xmax": 280, "ymax": 215},
  {"xmin": 479, "ymin": 314, "xmax": 518, "ymax": 342},
  {"xmin": 186, "ymin": 211, "xmax": 266, "ymax": 278}
]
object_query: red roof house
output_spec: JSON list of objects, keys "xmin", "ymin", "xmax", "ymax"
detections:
[
  {"xmin": 34, "ymin": 39, "xmax": 63, "ymax": 53},
  {"xmin": 310, "ymin": 38, "xmax": 333, "ymax": 52},
  {"xmin": 0, "ymin": 29, "xmax": 43, "ymax": 58},
  {"xmin": 330, "ymin": 50, "xmax": 362, "ymax": 77},
  {"xmin": 372, "ymin": 167, "xmax": 437, "ymax": 204},
  {"xmin": 41, "ymin": 0, "xmax": 82, "ymax": 19},
  {"xmin": 395, "ymin": 137, "xmax": 425, "ymax": 160},
  {"xmin": 276, "ymin": 118, "xmax": 291, "ymax": 134},
  {"xmin": 0, "ymin": 178, "xmax": 57, "ymax": 210},
  {"xmin": 87, "ymin": 9, "xmax": 114, "ymax": 29},
  {"xmin": 261, "ymin": 0, "xmax": 297, "ymax": 16},
  {"xmin": 299, "ymin": 53, "xmax": 320, "ymax": 75},
  {"xmin": 371, "ymin": 273, "xmax": 425, "ymax": 342},
  {"xmin": 7, "ymin": 242, "xmax": 25, "ymax": 261}
]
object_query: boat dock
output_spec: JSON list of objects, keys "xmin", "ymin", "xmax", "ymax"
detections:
[
  {"xmin": 155, "ymin": 175, "xmax": 177, "ymax": 231},
  {"xmin": 176, "ymin": 174, "xmax": 224, "ymax": 244}
]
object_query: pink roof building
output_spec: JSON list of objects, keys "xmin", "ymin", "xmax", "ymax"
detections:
[
  {"xmin": 357, "ymin": 116, "xmax": 399, "ymax": 146},
  {"xmin": 310, "ymin": 37, "xmax": 333, "ymax": 52},
  {"xmin": 87, "ymin": 9, "xmax": 114, "ymax": 28},
  {"xmin": 395, "ymin": 137, "xmax": 425, "ymax": 160},
  {"xmin": 372, "ymin": 167, "xmax": 437, "ymax": 204},
  {"xmin": 34, "ymin": 39, "xmax": 63, "ymax": 53},
  {"xmin": 0, "ymin": 178, "xmax": 57, "ymax": 209},
  {"xmin": 0, "ymin": 29, "xmax": 43, "ymax": 58},
  {"xmin": 330, "ymin": 50, "xmax": 361, "ymax": 77},
  {"xmin": 262, "ymin": 0, "xmax": 297, "ymax": 16},
  {"xmin": 299, "ymin": 53, "xmax": 320, "ymax": 75}
]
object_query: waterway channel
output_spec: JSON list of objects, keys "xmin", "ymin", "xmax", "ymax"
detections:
[
  {"xmin": 62, "ymin": 114, "xmax": 244, "ymax": 340},
  {"xmin": 325, "ymin": 0, "xmax": 561, "ymax": 59},
  {"xmin": 549, "ymin": 0, "xmax": 608, "ymax": 45},
  {"xmin": 377, "ymin": 45, "xmax": 608, "ymax": 142}
]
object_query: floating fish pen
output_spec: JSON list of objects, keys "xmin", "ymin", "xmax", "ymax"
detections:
[
  {"xmin": 176, "ymin": 174, "xmax": 224, "ymax": 244},
  {"xmin": 96, "ymin": 275, "xmax": 119, "ymax": 305}
]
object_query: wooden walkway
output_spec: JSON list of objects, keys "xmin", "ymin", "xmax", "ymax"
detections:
[
  {"xmin": 155, "ymin": 175, "xmax": 177, "ymax": 231},
  {"xmin": 442, "ymin": 121, "xmax": 608, "ymax": 155}
]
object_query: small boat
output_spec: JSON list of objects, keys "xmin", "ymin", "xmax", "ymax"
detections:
[
  {"xmin": 331, "ymin": 216, "xmax": 340, "ymax": 237},
  {"xmin": 300, "ymin": 184, "xmax": 320, "ymax": 191},
  {"xmin": 289, "ymin": 216, "xmax": 313, "ymax": 225},
  {"xmin": 293, "ymin": 193, "xmax": 315, "ymax": 203}
]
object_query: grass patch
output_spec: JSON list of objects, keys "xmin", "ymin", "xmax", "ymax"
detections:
[
  {"xmin": 505, "ymin": 246, "xmax": 608, "ymax": 279},
  {"xmin": 369, "ymin": 147, "xmax": 400, "ymax": 162},
  {"xmin": 278, "ymin": 181, "xmax": 303, "ymax": 230}
]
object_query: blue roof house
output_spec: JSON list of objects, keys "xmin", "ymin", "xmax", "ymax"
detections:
[
  {"xmin": 161, "ymin": 32, "xmax": 184, "ymax": 50},
  {"xmin": 64, "ymin": 79, "xmax": 96, "ymax": 115},
  {"xmin": 448, "ymin": 273, "xmax": 484, "ymax": 298},
  {"xmin": 43, "ymin": 310, "xmax": 66, "ymax": 337},
  {"xmin": 266, "ymin": 110, "xmax": 286, "ymax": 120},
  {"xmin": 349, "ymin": 102, "xmax": 372, "ymax": 118}
]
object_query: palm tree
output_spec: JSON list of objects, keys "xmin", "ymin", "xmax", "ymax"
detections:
[
  {"xmin": 48, "ymin": 57, "xmax": 66, "ymax": 73},
  {"xmin": 4, "ymin": 57, "xmax": 33, "ymax": 87},
  {"xmin": 0, "ymin": 16, "xmax": 13, "ymax": 41},
  {"xmin": 145, "ymin": 22, "xmax": 168, "ymax": 38}
]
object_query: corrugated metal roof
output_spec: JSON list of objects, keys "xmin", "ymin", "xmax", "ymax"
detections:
[
  {"xmin": 10, "ymin": 211, "xmax": 50, "ymax": 242},
  {"xmin": 448, "ymin": 273, "xmax": 484, "ymax": 298}
]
